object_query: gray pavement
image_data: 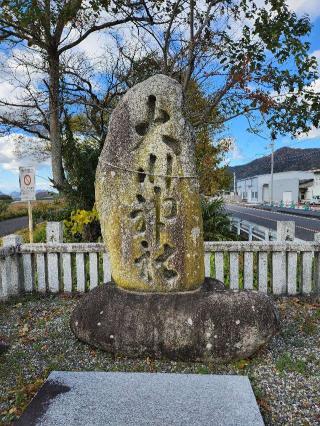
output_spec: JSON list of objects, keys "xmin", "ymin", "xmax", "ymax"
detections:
[
  {"xmin": 225, "ymin": 204, "xmax": 320, "ymax": 241},
  {"xmin": 0, "ymin": 216, "xmax": 28, "ymax": 237},
  {"xmin": 16, "ymin": 371, "xmax": 264, "ymax": 426}
]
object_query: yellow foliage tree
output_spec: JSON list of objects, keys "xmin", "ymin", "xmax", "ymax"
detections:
[{"xmin": 185, "ymin": 81, "xmax": 232, "ymax": 195}]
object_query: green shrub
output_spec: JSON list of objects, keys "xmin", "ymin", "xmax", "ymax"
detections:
[
  {"xmin": 33, "ymin": 225, "xmax": 47, "ymax": 243},
  {"xmin": 201, "ymin": 197, "xmax": 235, "ymax": 241},
  {"xmin": 33, "ymin": 205, "xmax": 73, "ymax": 222},
  {"xmin": 16, "ymin": 223, "xmax": 47, "ymax": 243},
  {"xmin": 0, "ymin": 203, "xmax": 28, "ymax": 221},
  {"xmin": 0, "ymin": 201, "xmax": 9, "ymax": 215},
  {"xmin": 62, "ymin": 125, "xmax": 101, "ymax": 210},
  {"xmin": 0, "ymin": 194, "xmax": 12, "ymax": 201}
]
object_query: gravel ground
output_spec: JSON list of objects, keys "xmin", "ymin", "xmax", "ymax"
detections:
[{"xmin": 0, "ymin": 293, "xmax": 319, "ymax": 425}]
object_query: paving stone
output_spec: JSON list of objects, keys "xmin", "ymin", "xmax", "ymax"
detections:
[{"xmin": 16, "ymin": 371, "xmax": 264, "ymax": 426}]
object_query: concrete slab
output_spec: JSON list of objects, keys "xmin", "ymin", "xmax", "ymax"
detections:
[{"xmin": 16, "ymin": 372, "xmax": 264, "ymax": 426}]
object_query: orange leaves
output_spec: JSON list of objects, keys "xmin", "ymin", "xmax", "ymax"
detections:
[
  {"xmin": 258, "ymin": 398, "xmax": 272, "ymax": 413},
  {"xmin": 248, "ymin": 91, "xmax": 277, "ymax": 113},
  {"xmin": 2, "ymin": 378, "xmax": 44, "ymax": 421},
  {"xmin": 234, "ymin": 358, "xmax": 250, "ymax": 370}
]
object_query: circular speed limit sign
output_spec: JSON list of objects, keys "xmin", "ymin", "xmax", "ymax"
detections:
[{"xmin": 24, "ymin": 174, "xmax": 32, "ymax": 186}]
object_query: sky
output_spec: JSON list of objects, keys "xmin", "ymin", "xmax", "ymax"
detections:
[
  {"xmin": 0, "ymin": 0, "xmax": 319, "ymax": 194},
  {"xmin": 226, "ymin": 0, "xmax": 320, "ymax": 166}
]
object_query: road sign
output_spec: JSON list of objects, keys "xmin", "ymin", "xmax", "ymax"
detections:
[{"xmin": 19, "ymin": 167, "xmax": 36, "ymax": 201}]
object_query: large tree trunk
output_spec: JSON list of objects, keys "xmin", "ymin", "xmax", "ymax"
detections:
[{"xmin": 49, "ymin": 53, "xmax": 65, "ymax": 189}]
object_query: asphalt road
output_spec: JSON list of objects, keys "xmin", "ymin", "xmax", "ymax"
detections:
[
  {"xmin": 0, "ymin": 216, "xmax": 28, "ymax": 237},
  {"xmin": 225, "ymin": 204, "xmax": 320, "ymax": 241}
]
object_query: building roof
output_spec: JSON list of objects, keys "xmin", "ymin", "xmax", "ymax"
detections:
[
  {"xmin": 236, "ymin": 170, "xmax": 315, "ymax": 183},
  {"xmin": 299, "ymin": 179, "xmax": 314, "ymax": 189}
]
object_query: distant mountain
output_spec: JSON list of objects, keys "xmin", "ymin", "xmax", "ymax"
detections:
[
  {"xmin": 8, "ymin": 189, "xmax": 56, "ymax": 200},
  {"xmin": 10, "ymin": 191, "xmax": 21, "ymax": 200},
  {"xmin": 230, "ymin": 147, "xmax": 320, "ymax": 180},
  {"xmin": 36, "ymin": 190, "xmax": 55, "ymax": 200}
]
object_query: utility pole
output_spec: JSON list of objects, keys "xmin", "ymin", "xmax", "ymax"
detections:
[
  {"xmin": 233, "ymin": 172, "xmax": 236, "ymax": 195},
  {"xmin": 270, "ymin": 136, "xmax": 275, "ymax": 206}
]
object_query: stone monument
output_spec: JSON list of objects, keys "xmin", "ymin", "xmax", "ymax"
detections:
[
  {"xmin": 71, "ymin": 75, "xmax": 279, "ymax": 361},
  {"xmin": 95, "ymin": 75, "xmax": 204, "ymax": 292}
]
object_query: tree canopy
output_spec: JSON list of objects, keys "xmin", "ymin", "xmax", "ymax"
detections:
[{"xmin": 0, "ymin": 0, "xmax": 318, "ymax": 198}]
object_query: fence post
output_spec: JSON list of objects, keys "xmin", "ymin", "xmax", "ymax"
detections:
[
  {"xmin": 205, "ymin": 252, "xmax": 211, "ymax": 277},
  {"xmin": 248, "ymin": 224, "xmax": 253, "ymax": 241},
  {"xmin": 0, "ymin": 255, "xmax": 5, "ymax": 300},
  {"xmin": 276, "ymin": 221, "xmax": 295, "ymax": 241},
  {"xmin": 237, "ymin": 219, "xmax": 241, "ymax": 236},
  {"xmin": 46, "ymin": 222, "xmax": 64, "ymax": 293},
  {"xmin": 273, "ymin": 221, "xmax": 295, "ymax": 295},
  {"xmin": 2, "ymin": 235, "xmax": 22, "ymax": 297},
  {"xmin": 314, "ymin": 233, "xmax": 320, "ymax": 293},
  {"xmin": 46, "ymin": 222, "xmax": 64, "ymax": 243}
]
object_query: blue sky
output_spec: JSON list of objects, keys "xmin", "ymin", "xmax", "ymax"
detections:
[
  {"xmin": 227, "ymin": 7, "xmax": 320, "ymax": 166},
  {"xmin": 0, "ymin": 0, "xmax": 319, "ymax": 194}
]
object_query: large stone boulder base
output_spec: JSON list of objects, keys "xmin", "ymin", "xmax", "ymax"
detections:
[{"xmin": 71, "ymin": 281, "xmax": 279, "ymax": 362}]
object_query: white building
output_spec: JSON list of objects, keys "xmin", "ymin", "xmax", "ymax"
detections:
[{"xmin": 236, "ymin": 170, "xmax": 320, "ymax": 204}]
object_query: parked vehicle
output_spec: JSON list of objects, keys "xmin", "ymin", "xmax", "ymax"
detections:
[{"xmin": 310, "ymin": 195, "xmax": 320, "ymax": 205}]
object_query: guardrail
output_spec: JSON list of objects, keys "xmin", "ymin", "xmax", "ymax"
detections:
[
  {"xmin": 230, "ymin": 217, "xmax": 277, "ymax": 241},
  {"xmin": 0, "ymin": 223, "xmax": 319, "ymax": 300}
]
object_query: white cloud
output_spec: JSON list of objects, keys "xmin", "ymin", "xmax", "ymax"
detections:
[
  {"xmin": 0, "ymin": 134, "xmax": 50, "ymax": 172},
  {"xmin": 283, "ymin": 77, "xmax": 320, "ymax": 140},
  {"xmin": 0, "ymin": 180, "xmax": 22, "ymax": 193},
  {"xmin": 73, "ymin": 30, "xmax": 109, "ymax": 60},
  {"xmin": 222, "ymin": 138, "xmax": 244, "ymax": 165},
  {"xmin": 298, "ymin": 127, "xmax": 320, "ymax": 140},
  {"xmin": 0, "ymin": 81, "xmax": 16, "ymax": 102},
  {"xmin": 0, "ymin": 46, "xmax": 45, "ymax": 112},
  {"xmin": 303, "ymin": 77, "xmax": 320, "ymax": 100},
  {"xmin": 311, "ymin": 49, "xmax": 320, "ymax": 60},
  {"xmin": 287, "ymin": 0, "xmax": 320, "ymax": 20},
  {"xmin": 229, "ymin": 139, "xmax": 244, "ymax": 162}
]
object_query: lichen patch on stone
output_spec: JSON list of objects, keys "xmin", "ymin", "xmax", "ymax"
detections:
[{"xmin": 187, "ymin": 318, "xmax": 193, "ymax": 326}]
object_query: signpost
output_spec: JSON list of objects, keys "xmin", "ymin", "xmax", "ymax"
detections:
[{"xmin": 19, "ymin": 167, "xmax": 36, "ymax": 243}]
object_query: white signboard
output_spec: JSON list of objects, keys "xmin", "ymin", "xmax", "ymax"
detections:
[{"xmin": 19, "ymin": 167, "xmax": 36, "ymax": 201}]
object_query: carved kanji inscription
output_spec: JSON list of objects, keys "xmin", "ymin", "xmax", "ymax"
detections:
[{"xmin": 96, "ymin": 74, "xmax": 204, "ymax": 292}]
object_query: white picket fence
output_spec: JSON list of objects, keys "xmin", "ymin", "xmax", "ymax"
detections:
[
  {"xmin": 205, "ymin": 241, "xmax": 320, "ymax": 295},
  {"xmin": 0, "ymin": 222, "xmax": 319, "ymax": 300}
]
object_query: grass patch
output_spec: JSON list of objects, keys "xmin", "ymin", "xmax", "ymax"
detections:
[
  {"xmin": 195, "ymin": 365, "xmax": 210, "ymax": 374},
  {"xmin": 301, "ymin": 313, "xmax": 319, "ymax": 336},
  {"xmin": 16, "ymin": 222, "xmax": 47, "ymax": 243},
  {"xmin": 275, "ymin": 353, "xmax": 308, "ymax": 375}
]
